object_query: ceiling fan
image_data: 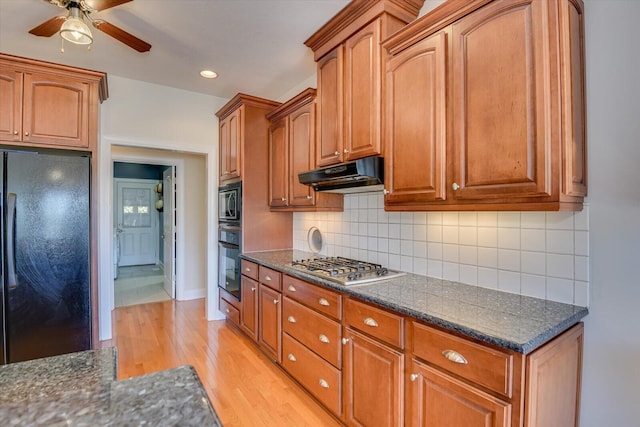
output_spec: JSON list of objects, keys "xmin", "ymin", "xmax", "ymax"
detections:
[{"xmin": 28, "ymin": 0, "xmax": 151, "ymax": 52}]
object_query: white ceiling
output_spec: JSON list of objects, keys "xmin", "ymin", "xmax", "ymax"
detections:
[{"xmin": 0, "ymin": 0, "xmax": 350, "ymax": 100}]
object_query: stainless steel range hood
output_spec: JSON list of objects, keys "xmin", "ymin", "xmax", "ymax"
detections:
[{"xmin": 298, "ymin": 156, "xmax": 384, "ymax": 193}]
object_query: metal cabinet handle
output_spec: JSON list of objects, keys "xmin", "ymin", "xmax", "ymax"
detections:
[
  {"xmin": 333, "ymin": 151, "xmax": 339, "ymax": 156},
  {"xmin": 273, "ymin": 299, "xmax": 279, "ymax": 305},
  {"xmin": 281, "ymin": 197, "xmax": 287, "ymax": 202},
  {"xmin": 288, "ymin": 285, "xmax": 296, "ymax": 292},
  {"xmin": 442, "ymin": 349, "xmax": 468, "ymax": 365},
  {"xmin": 410, "ymin": 373, "xmax": 419, "ymax": 382},
  {"xmin": 306, "ymin": 195, "xmax": 313, "ymax": 200},
  {"xmin": 225, "ymin": 309, "xmax": 230, "ymax": 314},
  {"xmin": 319, "ymin": 334, "xmax": 330, "ymax": 343},
  {"xmin": 13, "ymin": 130, "xmax": 18, "ymax": 135},
  {"xmin": 383, "ymin": 188, "xmax": 389, "ymax": 195},
  {"xmin": 24, "ymin": 131, "xmax": 29, "ymax": 136},
  {"xmin": 341, "ymin": 338, "xmax": 350, "ymax": 345},
  {"xmin": 288, "ymin": 353, "xmax": 297, "ymax": 362},
  {"xmin": 287, "ymin": 315, "xmax": 296, "ymax": 323},
  {"xmin": 319, "ymin": 379, "xmax": 329, "ymax": 388},
  {"xmin": 452, "ymin": 182, "xmax": 460, "ymax": 191},
  {"xmin": 343, "ymin": 149, "xmax": 349, "ymax": 154},
  {"xmin": 318, "ymin": 298, "xmax": 330, "ymax": 307},
  {"xmin": 264, "ymin": 275, "xmax": 272, "ymax": 281},
  {"xmin": 245, "ymin": 267, "xmax": 251, "ymax": 272},
  {"xmin": 363, "ymin": 317, "xmax": 378, "ymax": 327}
]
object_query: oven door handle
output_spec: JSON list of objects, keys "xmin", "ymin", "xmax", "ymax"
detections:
[
  {"xmin": 219, "ymin": 241, "xmax": 239, "ymax": 250},
  {"xmin": 219, "ymin": 224, "xmax": 241, "ymax": 232}
]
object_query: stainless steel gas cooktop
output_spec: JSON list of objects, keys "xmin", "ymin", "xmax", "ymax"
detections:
[{"xmin": 290, "ymin": 256, "xmax": 405, "ymax": 286}]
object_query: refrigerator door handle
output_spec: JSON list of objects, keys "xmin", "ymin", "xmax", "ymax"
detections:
[{"xmin": 6, "ymin": 193, "xmax": 17, "ymax": 289}]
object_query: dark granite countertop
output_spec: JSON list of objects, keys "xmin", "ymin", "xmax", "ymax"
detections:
[
  {"xmin": 0, "ymin": 348, "xmax": 222, "ymax": 426},
  {"xmin": 241, "ymin": 250, "xmax": 588, "ymax": 354}
]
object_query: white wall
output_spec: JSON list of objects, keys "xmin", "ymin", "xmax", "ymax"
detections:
[
  {"xmin": 99, "ymin": 75, "xmax": 228, "ymax": 340},
  {"xmin": 580, "ymin": 0, "xmax": 640, "ymax": 424}
]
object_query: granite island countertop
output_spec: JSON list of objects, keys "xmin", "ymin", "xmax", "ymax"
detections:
[
  {"xmin": 0, "ymin": 348, "xmax": 222, "ymax": 426},
  {"xmin": 241, "ymin": 249, "xmax": 588, "ymax": 354}
]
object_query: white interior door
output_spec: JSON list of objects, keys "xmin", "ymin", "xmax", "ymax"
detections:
[
  {"xmin": 163, "ymin": 167, "xmax": 176, "ymax": 298},
  {"xmin": 115, "ymin": 179, "xmax": 159, "ymax": 267}
]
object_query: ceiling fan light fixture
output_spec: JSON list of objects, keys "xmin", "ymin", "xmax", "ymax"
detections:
[{"xmin": 60, "ymin": 7, "xmax": 93, "ymax": 45}]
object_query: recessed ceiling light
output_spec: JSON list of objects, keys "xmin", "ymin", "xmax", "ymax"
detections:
[{"xmin": 200, "ymin": 69, "xmax": 218, "ymax": 79}]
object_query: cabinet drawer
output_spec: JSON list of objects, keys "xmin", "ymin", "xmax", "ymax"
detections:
[
  {"xmin": 283, "ymin": 297, "xmax": 342, "ymax": 368},
  {"xmin": 283, "ymin": 275, "xmax": 342, "ymax": 320},
  {"xmin": 412, "ymin": 322, "xmax": 513, "ymax": 397},
  {"xmin": 282, "ymin": 333, "xmax": 342, "ymax": 417},
  {"xmin": 241, "ymin": 259, "xmax": 259, "ymax": 280},
  {"xmin": 259, "ymin": 266, "xmax": 282, "ymax": 291},
  {"xmin": 344, "ymin": 298, "xmax": 404, "ymax": 349},
  {"xmin": 219, "ymin": 295, "xmax": 240, "ymax": 328}
]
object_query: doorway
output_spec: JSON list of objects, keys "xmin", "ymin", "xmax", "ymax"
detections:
[{"xmin": 113, "ymin": 162, "xmax": 176, "ymax": 307}]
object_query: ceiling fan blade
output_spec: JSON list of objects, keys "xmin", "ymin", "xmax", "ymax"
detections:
[
  {"xmin": 93, "ymin": 20, "xmax": 151, "ymax": 52},
  {"xmin": 85, "ymin": 0, "xmax": 133, "ymax": 12},
  {"xmin": 28, "ymin": 16, "xmax": 66, "ymax": 37}
]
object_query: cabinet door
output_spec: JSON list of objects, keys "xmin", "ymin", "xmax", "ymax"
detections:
[
  {"xmin": 451, "ymin": 0, "xmax": 551, "ymax": 200},
  {"xmin": 258, "ymin": 283, "xmax": 282, "ymax": 363},
  {"xmin": 22, "ymin": 72, "xmax": 90, "ymax": 148},
  {"xmin": 0, "ymin": 67, "xmax": 22, "ymax": 142},
  {"xmin": 408, "ymin": 359, "xmax": 511, "ymax": 427},
  {"xmin": 344, "ymin": 19, "xmax": 382, "ymax": 161},
  {"xmin": 268, "ymin": 117, "xmax": 289, "ymax": 207},
  {"xmin": 288, "ymin": 102, "xmax": 316, "ymax": 207},
  {"xmin": 343, "ymin": 327, "xmax": 404, "ymax": 426},
  {"xmin": 385, "ymin": 30, "xmax": 447, "ymax": 205},
  {"xmin": 316, "ymin": 47, "xmax": 343, "ymax": 167},
  {"xmin": 219, "ymin": 108, "xmax": 242, "ymax": 182},
  {"xmin": 240, "ymin": 276, "xmax": 258, "ymax": 341}
]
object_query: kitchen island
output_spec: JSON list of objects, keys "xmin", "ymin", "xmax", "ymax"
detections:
[{"xmin": 0, "ymin": 347, "xmax": 222, "ymax": 426}]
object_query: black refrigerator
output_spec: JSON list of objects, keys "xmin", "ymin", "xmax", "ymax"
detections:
[{"xmin": 0, "ymin": 149, "xmax": 91, "ymax": 364}]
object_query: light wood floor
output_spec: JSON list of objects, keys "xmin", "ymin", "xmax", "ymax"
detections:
[{"xmin": 101, "ymin": 299, "xmax": 341, "ymax": 426}]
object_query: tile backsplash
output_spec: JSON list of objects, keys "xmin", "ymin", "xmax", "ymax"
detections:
[{"xmin": 293, "ymin": 193, "xmax": 589, "ymax": 307}]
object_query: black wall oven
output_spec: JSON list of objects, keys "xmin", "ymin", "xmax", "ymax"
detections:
[
  {"xmin": 218, "ymin": 224, "xmax": 241, "ymax": 299},
  {"xmin": 218, "ymin": 181, "xmax": 242, "ymax": 299}
]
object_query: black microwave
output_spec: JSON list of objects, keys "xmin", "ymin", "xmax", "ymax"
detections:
[{"xmin": 219, "ymin": 181, "xmax": 241, "ymax": 223}]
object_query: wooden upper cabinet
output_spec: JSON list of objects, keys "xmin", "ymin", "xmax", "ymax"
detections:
[
  {"xmin": 305, "ymin": 0, "xmax": 423, "ymax": 168},
  {"xmin": 451, "ymin": 0, "xmax": 551, "ymax": 201},
  {"xmin": 219, "ymin": 108, "xmax": 242, "ymax": 183},
  {"xmin": 385, "ymin": 30, "xmax": 448, "ymax": 207},
  {"xmin": 268, "ymin": 117, "xmax": 289, "ymax": 207},
  {"xmin": 266, "ymin": 88, "xmax": 343, "ymax": 211},
  {"xmin": 316, "ymin": 48, "xmax": 344, "ymax": 167},
  {"xmin": 0, "ymin": 54, "xmax": 107, "ymax": 151},
  {"xmin": 344, "ymin": 19, "xmax": 382, "ymax": 161},
  {"xmin": 0, "ymin": 67, "xmax": 22, "ymax": 142},
  {"xmin": 383, "ymin": 0, "xmax": 587, "ymax": 211}
]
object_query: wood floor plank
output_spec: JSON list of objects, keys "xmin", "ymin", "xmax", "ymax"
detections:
[{"xmin": 104, "ymin": 299, "xmax": 341, "ymax": 426}]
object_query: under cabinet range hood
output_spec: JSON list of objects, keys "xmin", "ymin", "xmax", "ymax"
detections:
[{"xmin": 298, "ymin": 156, "xmax": 384, "ymax": 193}]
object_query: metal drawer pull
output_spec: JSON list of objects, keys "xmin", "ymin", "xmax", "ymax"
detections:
[
  {"xmin": 410, "ymin": 373, "xmax": 419, "ymax": 382},
  {"xmin": 287, "ymin": 315, "xmax": 297, "ymax": 323},
  {"xmin": 225, "ymin": 309, "xmax": 230, "ymax": 314},
  {"xmin": 265, "ymin": 275, "xmax": 272, "ymax": 281},
  {"xmin": 363, "ymin": 317, "xmax": 378, "ymax": 327},
  {"xmin": 341, "ymin": 338, "xmax": 350, "ymax": 345},
  {"xmin": 245, "ymin": 267, "xmax": 251, "ymax": 272},
  {"xmin": 319, "ymin": 334, "xmax": 330, "ymax": 343},
  {"xmin": 288, "ymin": 354, "xmax": 297, "ymax": 362},
  {"xmin": 288, "ymin": 285, "xmax": 297, "ymax": 292},
  {"xmin": 318, "ymin": 298, "xmax": 330, "ymax": 306},
  {"xmin": 319, "ymin": 379, "xmax": 329, "ymax": 389},
  {"xmin": 251, "ymin": 287, "xmax": 256, "ymax": 292},
  {"xmin": 273, "ymin": 299, "xmax": 279, "ymax": 305},
  {"xmin": 442, "ymin": 350, "xmax": 468, "ymax": 365}
]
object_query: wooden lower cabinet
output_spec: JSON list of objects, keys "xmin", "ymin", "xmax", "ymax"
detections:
[
  {"xmin": 342, "ymin": 327, "xmax": 404, "ymax": 426},
  {"xmin": 240, "ymin": 276, "xmax": 258, "ymax": 341},
  {"xmin": 408, "ymin": 358, "xmax": 511, "ymax": 427},
  {"xmin": 283, "ymin": 333, "xmax": 342, "ymax": 416},
  {"xmin": 258, "ymin": 283, "xmax": 282, "ymax": 362}
]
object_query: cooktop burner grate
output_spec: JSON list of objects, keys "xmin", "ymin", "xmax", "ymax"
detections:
[{"xmin": 290, "ymin": 256, "xmax": 404, "ymax": 285}]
